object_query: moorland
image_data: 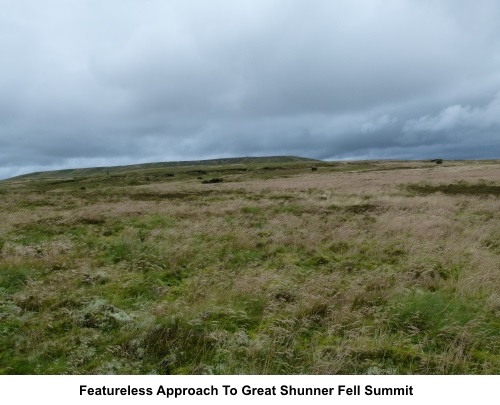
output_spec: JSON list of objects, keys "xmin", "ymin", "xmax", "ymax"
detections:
[{"xmin": 0, "ymin": 157, "xmax": 499, "ymax": 374}]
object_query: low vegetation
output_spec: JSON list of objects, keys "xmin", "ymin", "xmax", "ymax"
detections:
[{"xmin": 0, "ymin": 158, "xmax": 499, "ymax": 374}]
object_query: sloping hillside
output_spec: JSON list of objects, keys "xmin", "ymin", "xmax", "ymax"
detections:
[{"xmin": 5, "ymin": 156, "xmax": 320, "ymax": 182}]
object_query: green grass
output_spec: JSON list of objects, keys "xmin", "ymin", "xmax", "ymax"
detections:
[{"xmin": 0, "ymin": 158, "xmax": 499, "ymax": 374}]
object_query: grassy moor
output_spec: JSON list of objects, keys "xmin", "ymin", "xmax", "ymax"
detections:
[{"xmin": 0, "ymin": 157, "xmax": 499, "ymax": 374}]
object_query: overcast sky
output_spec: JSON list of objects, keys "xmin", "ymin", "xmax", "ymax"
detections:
[{"xmin": 1, "ymin": 0, "xmax": 500, "ymax": 179}]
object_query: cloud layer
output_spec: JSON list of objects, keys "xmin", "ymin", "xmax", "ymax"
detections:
[{"xmin": 1, "ymin": 0, "xmax": 500, "ymax": 178}]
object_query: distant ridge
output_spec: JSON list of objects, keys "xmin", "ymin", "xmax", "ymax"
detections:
[{"xmin": 5, "ymin": 156, "xmax": 320, "ymax": 181}]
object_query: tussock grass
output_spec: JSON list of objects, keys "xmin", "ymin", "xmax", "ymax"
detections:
[
  {"xmin": 407, "ymin": 181, "xmax": 500, "ymax": 197},
  {"xmin": 0, "ymin": 160, "xmax": 499, "ymax": 374}
]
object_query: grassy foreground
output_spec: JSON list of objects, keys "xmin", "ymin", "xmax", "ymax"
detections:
[{"xmin": 0, "ymin": 158, "xmax": 499, "ymax": 374}]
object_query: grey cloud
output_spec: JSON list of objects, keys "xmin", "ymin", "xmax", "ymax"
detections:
[
  {"xmin": 403, "ymin": 93, "xmax": 500, "ymax": 133},
  {"xmin": 1, "ymin": 0, "xmax": 500, "ymax": 179}
]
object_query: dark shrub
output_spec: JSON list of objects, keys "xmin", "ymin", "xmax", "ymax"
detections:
[{"xmin": 202, "ymin": 178, "xmax": 223, "ymax": 184}]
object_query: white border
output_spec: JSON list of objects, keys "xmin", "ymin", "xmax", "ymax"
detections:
[{"xmin": 1, "ymin": 375, "xmax": 498, "ymax": 404}]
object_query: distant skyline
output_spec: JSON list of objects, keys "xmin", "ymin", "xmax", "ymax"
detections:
[{"xmin": 2, "ymin": 0, "xmax": 500, "ymax": 179}]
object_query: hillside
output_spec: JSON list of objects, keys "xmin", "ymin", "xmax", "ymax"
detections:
[
  {"xmin": 5, "ymin": 156, "xmax": 319, "ymax": 182},
  {"xmin": 0, "ymin": 159, "xmax": 499, "ymax": 374}
]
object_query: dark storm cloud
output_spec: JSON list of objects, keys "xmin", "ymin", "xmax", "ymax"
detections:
[{"xmin": 1, "ymin": 0, "xmax": 500, "ymax": 178}]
